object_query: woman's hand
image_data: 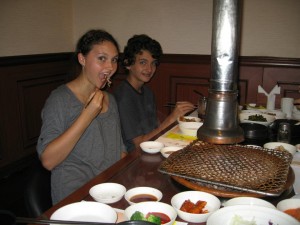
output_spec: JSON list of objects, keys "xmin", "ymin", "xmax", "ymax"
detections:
[{"xmin": 84, "ymin": 89, "xmax": 104, "ymax": 118}]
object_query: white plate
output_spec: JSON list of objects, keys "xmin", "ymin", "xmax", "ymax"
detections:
[
  {"xmin": 206, "ymin": 205, "xmax": 299, "ymax": 225},
  {"xmin": 239, "ymin": 112, "xmax": 275, "ymax": 126},
  {"xmin": 50, "ymin": 201, "xmax": 117, "ymax": 223},
  {"xmin": 89, "ymin": 183, "xmax": 126, "ymax": 204}
]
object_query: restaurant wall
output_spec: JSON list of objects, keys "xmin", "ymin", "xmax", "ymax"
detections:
[
  {"xmin": 0, "ymin": 0, "xmax": 73, "ymax": 56},
  {"xmin": 0, "ymin": 0, "xmax": 299, "ymax": 58}
]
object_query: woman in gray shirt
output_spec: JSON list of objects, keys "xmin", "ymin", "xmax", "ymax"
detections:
[{"xmin": 37, "ymin": 30, "xmax": 126, "ymax": 204}]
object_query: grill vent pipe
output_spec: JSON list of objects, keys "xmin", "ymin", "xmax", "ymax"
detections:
[{"xmin": 197, "ymin": 0, "xmax": 244, "ymax": 144}]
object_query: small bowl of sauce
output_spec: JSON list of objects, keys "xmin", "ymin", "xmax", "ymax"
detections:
[{"xmin": 125, "ymin": 187, "xmax": 163, "ymax": 205}]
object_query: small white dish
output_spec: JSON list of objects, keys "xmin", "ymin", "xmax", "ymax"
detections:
[
  {"xmin": 264, "ymin": 142, "xmax": 297, "ymax": 155},
  {"xmin": 277, "ymin": 198, "xmax": 300, "ymax": 221},
  {"xmin": 124, "ymin": 201, "xmax": 177, "ymax": 225},
  {"xmin": 171, "ymin": 191, "xmax": 221, "ymax": 223},
  {"xmin": 223, "ymin": 197, "xmax": 276, "ymax": 209},
  {"xmin": 89, "ymin": 183, "xmax": 126, "ymax": 204},
  {"xmin": 50, "ymin": 201, "xmax": 117, "ymax": 223},
  {"xmin": 178, "ymin": 122, "xmax": 203, "ymax": 136},
  {"xmin": 177, "ymin": 116, "xmax": 201, "ymax": 125},
  {"xmin": 125, "ymin": 186, "xmax": 163, "ymax": 205},
  {"xmin": 160, "ymin": 146, "xmax": 182, "ymax": 158},
  {"xmin": 140, "ymin": 141, "xmax": 164, "ymax": 154}
]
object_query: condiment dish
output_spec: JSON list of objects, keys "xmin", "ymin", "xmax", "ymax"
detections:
[
  {"xmin": 171, "ymin": 191, "xmax": 221, "ymax": 223},
  {"xmin": 277, "ymin": 198, "xmax": 300, "ymax": 221},
  {"xmin": 177, "ymin": 116, "xmax": 201, "ymax": 125},
  {"xmin": 140, "ymin": 141, "xmax": 164, "ymax": 154},
  {"xmin": 223, "ymin": 197, "xmax": 276, "ymax": 209},
  {"xmin": 160, "ymin": 146, "xmax": 182, "ymax": 158},
  {"xmin": 124, "ymin": 201, "xmax": 177, "ymax": 225},
  {"xmin": 124, "ymin": 187, "xmax": 163, "ymax": 205},
  {"xmin": 89, "ymin": 182, "xmax": 126, "ymax": 204},
  {"xmin": 264, "ymin": 142, "xmax": 296, "ymax": 155}
]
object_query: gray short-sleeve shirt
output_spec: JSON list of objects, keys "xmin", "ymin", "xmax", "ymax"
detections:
[{"xmin": 37, "ymin": 85, "xmax": 125, "ymax": 204}]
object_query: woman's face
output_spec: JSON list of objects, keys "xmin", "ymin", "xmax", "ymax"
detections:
[
  {"xmin": 127, "ymin": 50, "xmax": 158, "ymax": 84},
  {"xmin": 79, "ymin": 41, "xmax": 119, "ymax": 89}
]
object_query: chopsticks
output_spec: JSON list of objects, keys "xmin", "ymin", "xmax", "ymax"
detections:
[
  {"xmin": 164, "ymin": 102, "xmax": 197, "ymax": 108},
  {"xmin": 16, "ymin": 217, "xmax": 114, "ymax": 225}
]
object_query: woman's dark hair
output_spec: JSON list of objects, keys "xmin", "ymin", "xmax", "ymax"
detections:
[
  {"xmin": 122, "ymin": 34, "xmax": 163, "ymax": 67},
  {"xmin": 75, "ymin": 29, "xmax": 120, "ymax": 56}
]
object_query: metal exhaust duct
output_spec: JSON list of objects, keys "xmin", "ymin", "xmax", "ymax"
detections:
[{"xmin": 197, "ymin": 0, "xmax": 244, "ymax": 144}]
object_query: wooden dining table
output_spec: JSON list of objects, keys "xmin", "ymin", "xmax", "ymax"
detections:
[{"xmin": 39, "ymin": 122, "xmax": 296, "ymax": 225}]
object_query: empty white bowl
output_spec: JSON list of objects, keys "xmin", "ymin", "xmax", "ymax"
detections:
[
  {"xmin": 223, "ymin": 197, "xmax": 276, "ymax": 209},
  {"xmin": 50, "ymin": 201, "xmax": 117, "ymax": 223},
  {"xmin": 179, "ymin": 122, "xmax": 203, "ymax": 136},
  {"xmin": 160, "ymin": 146, "xmax": 182, "ymax": 158},
  {"xmin": 125, "ymin": 187, "xmax": 163, "ymax": 205},
  {"xmin": 124, "ymin": 201, "xmax": 177, "ymax": 225},
  {"xmin": 171, "ymin": 191, "xmax": 221, "ymax": 223},
  {"xmin": 89, "ymin": 182, "xmax": 126, "ymax": 204},
  {"xmin": 264, "ymin": 142, "xmax": 297, "ymax": 155},
  {"xmin": 140, "ymin": 141, "xmax": 164, "ymax": 154}
]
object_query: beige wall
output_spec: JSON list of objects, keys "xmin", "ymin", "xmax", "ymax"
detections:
[
  {"xmin": 1, "ymin": 0, "xmax": 299, "ymax": 57},
  {"xmin": 0, "ymin": 0, "xmax": 73, "ymax": 56}
]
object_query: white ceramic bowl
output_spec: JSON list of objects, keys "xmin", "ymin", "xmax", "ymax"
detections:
[
  {"xmin": 140, "ymin": 141, "xmax": 164, "ymax": 154},
  {"xmin": 125, "ymin": 187, "xmax": 163, "ymax": 205},
  {"xmin": 171, "ymin": 191, "xmax": 221, "ymax": 223},
  {"xmin": 223, "ymin": 197, "xmax": 276, "ymax": 209},
  {"xmin": 124, "ymin": 201, "xmax": 177, "ymax": 225},
  {"xmin": 239, "ymin": 112, "xmax": 275, "ymax": 126},
  {"xmin": 206, "ymin": 205, "xmax": 299, "ymax": 225},
  {"xmin": 178, "ymin": 122, "xmax": 203, "ymax": 136},
  {"xmin": 277, "ymin": 198, "xmax": 300, "ymax": 219},
  {"xmin": 160, "ymin": 146, "xmax": 182, "ymax": 158},
  {"xmin": 89, "ymin": 183, "xmax": 126, "ymax": 204},
  {"xmin": 177, "ymin": 116, "xmax": 201, "ymax": 125},
  {"xmin": 264, "ymin": 142, "xmax": 297, "ymax": 155},
  {"xmin": 50, "ymin": 201, "xmax": 117, "ymax": 223}
]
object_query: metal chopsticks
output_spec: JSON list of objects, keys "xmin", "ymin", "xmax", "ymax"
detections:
[{"xmin": 16, "ymin": 217, "xmax": 114, "ymax": 225}]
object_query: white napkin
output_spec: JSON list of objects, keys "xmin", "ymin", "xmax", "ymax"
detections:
[{"xmin": 258, "ymin": 85, "xmax": 281, "ymax": 110}]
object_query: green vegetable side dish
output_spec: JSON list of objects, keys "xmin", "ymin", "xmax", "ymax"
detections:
[
  {"xmin": 247, "ymin": 114, "xmax": 267, "ymax": 122},
  {"xmin": 130, "ymin": 211, "xmax": 161, "ymax": 225}
]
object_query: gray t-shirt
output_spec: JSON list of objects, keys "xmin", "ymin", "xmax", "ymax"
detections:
[
  {"xmin": 113, "ymin": 80, "xmax": 158, "ymax": 152},
  {"xmin": 37, "ymin": 85, "xmax": 125, "ymax": 204}
]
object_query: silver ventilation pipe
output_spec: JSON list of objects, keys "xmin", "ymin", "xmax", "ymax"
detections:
[{"xmin": 197, "ymin": 0, "xmax": 244, "ymax": 144}]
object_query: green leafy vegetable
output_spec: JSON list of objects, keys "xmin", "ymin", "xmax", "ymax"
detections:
[
  {"xmin": 147, "ymin": 214, "xmax": 161, "ymax": 225},
  {"xmin": 130, "ymin": 211, "xmax": 161, "ymax": 225},
  {"xmin": 130, "ymin": 211, "xmax": 146, "ymax": 221}
]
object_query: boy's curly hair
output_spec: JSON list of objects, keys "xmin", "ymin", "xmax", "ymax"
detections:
[{"xmin": 122, "ymin": 34, "xmax": 163, "ymax": 68}]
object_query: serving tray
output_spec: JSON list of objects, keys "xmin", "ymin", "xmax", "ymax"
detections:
[{"xmin": 158, "ymin": 140, "xmax": 293, "ymax": 196}]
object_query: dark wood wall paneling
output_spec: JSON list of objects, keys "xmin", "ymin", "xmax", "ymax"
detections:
[{"xmin": 1, "ymin": 53, "xmax": 300, "ymax": 175}]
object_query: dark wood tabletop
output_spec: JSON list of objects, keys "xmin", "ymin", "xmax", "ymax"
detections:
[{"xmin": 39, "ymin": 122, "xmax": 297, "ymax": 225}]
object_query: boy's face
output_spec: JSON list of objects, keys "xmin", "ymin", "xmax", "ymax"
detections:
[{"xmin": 126, "ymin": 50, "xmax": 158, "ymax": 84}]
